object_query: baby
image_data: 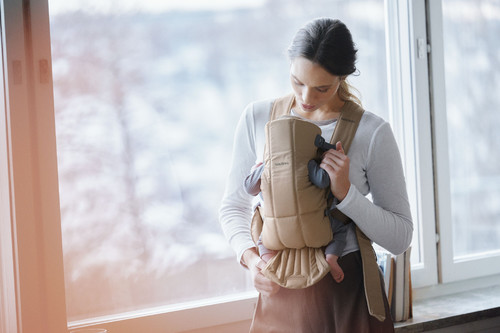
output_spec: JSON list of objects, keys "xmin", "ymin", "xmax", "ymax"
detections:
[{"xmin": 244, "ymin": 134, "xmax": 347, "ymax": 283}]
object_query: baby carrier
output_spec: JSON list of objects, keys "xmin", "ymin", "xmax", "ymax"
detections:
[
  {"xmin": 259, "ymin": 115, "xmax": 332, "ymax": 250},
  {"xmin": 251, "ymin": 93, "xmax": 386, "ymax": 321}
]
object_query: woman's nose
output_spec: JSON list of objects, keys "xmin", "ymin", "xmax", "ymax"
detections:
[{"xmin": 302, "ymin": 87, "xmax": 312, "ymax": 104}]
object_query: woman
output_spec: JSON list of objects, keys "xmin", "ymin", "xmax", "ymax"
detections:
[{"xmin": 219, "ymin": 18, "xmax": 413, "ymax": 332}]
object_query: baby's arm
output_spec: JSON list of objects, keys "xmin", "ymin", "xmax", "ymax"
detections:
[
  {"xmin": 308, "ymin": 159, "xmax": 330, "ymax": 189},
  {"xmin": 308, "ymin": 134, "xmax": 336, "ymax": 189},
  {"xmin": 257, "ymin": 235, "xmax": 277, "ymax": 262},
  {"xmin": 324, "ymin": 218, "xmax": 348, "ymax": 256},
  {"xmin": 243, "ymin": 163, "xmax": 264, "ymax": 196}
]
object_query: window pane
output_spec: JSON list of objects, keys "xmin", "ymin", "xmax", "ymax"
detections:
[
  {"xmin": 49, "ymin": 0, "xmax": 387, "ymax": 321},
  {"xmin": 442, "ymin": 0, "xmax": 500, "ymax": 258}
]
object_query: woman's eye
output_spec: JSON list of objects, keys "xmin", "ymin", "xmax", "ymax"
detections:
[{"xmin": 316, "ymin": 88, "xmax": 329, "ymax": 93}]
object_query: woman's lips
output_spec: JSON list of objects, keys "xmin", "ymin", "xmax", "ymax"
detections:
[{"xmin": 301, "ymin": 103, "xmax": 316, "ymax": 111}]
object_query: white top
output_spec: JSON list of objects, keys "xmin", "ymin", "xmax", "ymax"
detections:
[{"xmin": 219, "ymin": 97, "xmax": 413, "ymax": 264}]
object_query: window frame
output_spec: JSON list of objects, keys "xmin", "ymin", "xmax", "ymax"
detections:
[
  {"xmin": 0, "ymin": 4, "xmax": 18, "ymax": 332},
  {"xmin": 385, "ymin": 0, "xmax": 438, "ymax": 289},
  {"xmin": 68, "ymin": 292, "xmax": 258, "ymax": 332},
  {"xmin": 1, "ymin": 0, "xmax": 67, "ymax": 332},
  {"xmin": 2, "ymin": 0, "xmax": 500, "ymax": 332},
  {"xmin": 427, "ymin": 0, "xmax": 500, "ymax": 284}
]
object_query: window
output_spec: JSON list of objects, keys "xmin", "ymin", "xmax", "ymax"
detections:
[
  {"xmin": 2, "ymin": 0, "xmax": 500, "ymax": 332},
  {"xmin": 48, "ymin": 0, "xmax": 391, "ymax": 325},
  {"xmin": 384, "ymin": 0, "xmax": 438, "ymax": 288},
  {"xmin": 430, "ymin": 0, "xmax": 500, "ymax": 282},
  {"xmin": 442, "ymin": 0, "xmax": 500, "ymax": 258}
]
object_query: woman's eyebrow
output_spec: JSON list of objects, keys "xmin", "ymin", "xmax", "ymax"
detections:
[
  {"xmin": 291, "ymin": 74, "xmax": 332, "ymax": 89},
  {"xmin": 291, "ymin": 74, "xmax": 302, "ymax": 83},
  {"xmin": 316, "ymin": 84, "xmax": 333, "ymax": 89}
]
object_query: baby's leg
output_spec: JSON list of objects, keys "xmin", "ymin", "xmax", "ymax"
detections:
[
  {"xmin": 326, "ymin": 254, "xmax": 344, "ymax": 283},
  {"xmin": 325, "ymin": 212, "xmax": 347, "ymax": 283}
]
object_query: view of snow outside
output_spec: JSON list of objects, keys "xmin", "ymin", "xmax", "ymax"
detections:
[
  {"xmin": 48, "ymin": 0, "xmax": 500, "ymax": 322},
  {"xmin": 441, "ymin": 0, "xmax": 500, "ymax": 258},
  {"xmin": 49, "ymin": 0, "xmax": 387, "ymax": 320}
]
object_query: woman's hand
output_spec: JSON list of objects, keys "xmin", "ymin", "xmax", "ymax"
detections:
[
  {"xmin": 320, "ymin": 141, "xmax": 351, "ymax": 201},
  {"xmin": 242, "ymin": 248, "xmax": 280, "ymax": 297}
]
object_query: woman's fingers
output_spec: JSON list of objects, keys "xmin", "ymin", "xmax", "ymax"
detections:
[
  {"xmin": 320, "ymin": 142, "xmax": 351, "ymax": 201},
  {"xmin": 321, "ymin": 149, "xmax": 348, "ymax": 171},
  {"xmin": 254, "ymin": 260, "xmax": 280, "ymax": 296},
  {"xmin": 336, "ymin": 141, "xmax": 344, "ymax": 153},
  {"xmin": 249, "ymin": 258, "xmax": 279, "ymax": 296}
]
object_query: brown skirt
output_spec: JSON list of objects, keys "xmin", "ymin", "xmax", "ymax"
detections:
[{"xmin": 250, "ymin": 251, "xmax": 394, "ymax": 333}]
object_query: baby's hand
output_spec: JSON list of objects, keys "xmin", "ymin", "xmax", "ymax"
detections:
[{"xmin": 261, "ymin": 251, "xmax": 277, "ymax": 263}]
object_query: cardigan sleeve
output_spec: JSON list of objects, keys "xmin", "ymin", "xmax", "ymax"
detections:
[
  {"xmin": 219, "ymin": 102, "xmax": 263, "ymax": 264},
  {"xmin": 336, "ymin": 121, "xmax": 413, "ymax": 255}
]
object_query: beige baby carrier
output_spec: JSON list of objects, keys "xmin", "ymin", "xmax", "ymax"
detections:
[
  {"xmin": 251, "ymin": 93, "xmax": 386, "ymax": 321},
  {"xmin": 259, "ymin": 115, "xmax": 332, "ymax": 250}
]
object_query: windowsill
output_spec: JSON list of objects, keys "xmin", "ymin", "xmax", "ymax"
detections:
[
  {"xmin": 67, "ymin": 278, "xmax": 500, "ymax": 332},
  {"xmin": 67, "ymin": 291, "xmax": 260, "ymax": 332},
  {"xmin": 394, "ymin": 284, "xmax": 500, "ymax": 332}
]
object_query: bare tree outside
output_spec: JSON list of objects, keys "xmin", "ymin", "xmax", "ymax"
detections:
[
  {"xmin": 49, "ymin": 0, "xmax": 392, "ymax": 321},
  {"xmin": 441, "ymin": 0, "xmax": 500, "ymax": 257}
]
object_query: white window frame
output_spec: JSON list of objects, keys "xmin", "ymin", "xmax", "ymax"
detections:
[
  {"xmin": 2, "ymin": 0, "xmax": 500, "ymax": 332},
  {"xmin": 385, "ymin": 0, "xmax": 438, "ymax": 289},
  {"xmin": 0, "ymin": 6, "xmax": 18, "ymax": 332},
  {"xmin": 427, "ymin": 0, "xmax": 500, "ymax": 283},
  {"xmin": 1, "ymin": 0, "xmax": 67, "ymax": 332}
]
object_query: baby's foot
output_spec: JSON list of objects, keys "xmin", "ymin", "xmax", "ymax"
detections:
[{"xmin": 326, "ymin": 254, "xmax": 344, "ymax": 283}]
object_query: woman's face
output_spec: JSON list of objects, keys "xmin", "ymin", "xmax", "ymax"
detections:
[{"xmin": 290, "ymin": 57, "xmax": 341, "ymax": 114}]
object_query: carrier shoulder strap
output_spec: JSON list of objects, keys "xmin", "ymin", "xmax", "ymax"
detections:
[
  {"xmin": 270, "ymin": 93, "xmax": 295, "ymax": 121},
  {"xmin": 329, "ymin": 101, "xmax": 387, "ymax": 322},
  {"xmin": 329, "ymin": 100, "xmax": 364, "ymax": 152}
]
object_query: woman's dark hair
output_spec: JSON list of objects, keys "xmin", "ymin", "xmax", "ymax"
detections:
[
  {"xmin": 288, "ymin": 18, "xmax": 361, "ymax": 104},
  {"xmin": 288, "ymin": 18, "xmax": 357, "ymax": 76}
]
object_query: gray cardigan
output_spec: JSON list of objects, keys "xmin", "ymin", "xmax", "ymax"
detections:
[{"xmin": 219, "ymin": 98, "xmax": 413, "ymax": 264}]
